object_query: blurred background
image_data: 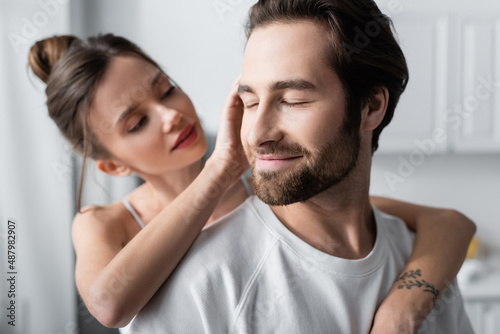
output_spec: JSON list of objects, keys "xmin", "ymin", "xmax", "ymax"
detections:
[{"xmin": 0, "ymin": 0, "xmax": 498, "ymax": 333}]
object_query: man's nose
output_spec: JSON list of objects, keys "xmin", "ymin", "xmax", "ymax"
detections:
[
  {"xmin": 246, "ymin": 103, "xmax": 283, "ymax": 147},
  {"xmin": 157, "ymin": 105, "xmax": 182, "ymax": 133}
]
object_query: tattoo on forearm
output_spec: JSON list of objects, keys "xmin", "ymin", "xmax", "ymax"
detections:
[{"xmin": 396, "ymin": 269, "xmax": 439, "ymax": 303}]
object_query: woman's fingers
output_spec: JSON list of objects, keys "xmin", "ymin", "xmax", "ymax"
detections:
[
  {"xmin": 212, "ymin": 77, "xmax": 247, "ymax": 164},
  {"xmin": 208, "ymin": 77, "xmax": 249, "ymax": 182},
  {"xmin": 218, "ymin": 76, "xmax": 244, "ymax": 139},
  {"xmin": 223, "ymin": 78, "xmax": 243, "ymax": 124}
]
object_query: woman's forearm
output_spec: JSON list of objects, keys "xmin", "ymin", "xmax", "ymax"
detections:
[
  {"xmin": 407, "ymin": 208, "xmax": 475, "ymax": 293},
  {"xmin": 82, "ymin": 82, "xmax": 247, "ymax": 328},
  {"xmin": 372, "ymin": 196, "xmax": 476, "ymax": 290},
  {"xmin": 370, "ymin": 197, "xmax": 476, "ymax": 332},
  {"xmin": 84, "ymin": 160, "xmax": 240, "ymax": 327}
]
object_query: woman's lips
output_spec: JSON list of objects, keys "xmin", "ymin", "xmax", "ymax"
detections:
[
  {"xmin": 171, "ymin": 124, "xmax": 198, "ymax": 151},
  {"xmin": 254, "ymin": 155, "xmax": 302, "ymax": 170}
]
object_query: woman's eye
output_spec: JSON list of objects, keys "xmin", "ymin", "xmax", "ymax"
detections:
[
  {"xmin": 161, "ymin": 86, "xmax": 175, "ymax": 99},
  {"xmin": 128, "ymin": 116, "xmax": 148, "ymax": 133}
]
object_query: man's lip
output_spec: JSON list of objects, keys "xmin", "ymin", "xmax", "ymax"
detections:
[
  {"xmin": 171, "ymin": 124, "xmax": 195, "ymax": 151},
  {"xmin": 254, "ymin": 155, "xmax": 302, "ymax": 170}
]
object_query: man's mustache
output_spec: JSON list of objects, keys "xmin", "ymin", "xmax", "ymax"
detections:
[{"xmin": 249, "ymin": 143, "xmax": 310, "ymax": 157}]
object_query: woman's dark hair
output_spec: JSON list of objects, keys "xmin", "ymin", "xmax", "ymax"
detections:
[
  {"xmin": 29, "ymin": 34, "xmax": 161, "ymax": 211},
  {"xmin": 246, "ymin": 0, "xmax": 409, "ymax": 152}
]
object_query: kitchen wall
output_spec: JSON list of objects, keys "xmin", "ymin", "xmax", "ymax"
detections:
[{"xmin": 0, "ymin": 2, "xmax": 76, "ymax": 334}]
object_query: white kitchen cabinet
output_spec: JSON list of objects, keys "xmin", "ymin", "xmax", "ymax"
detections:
[
  {"xmin": 452, "ymin": 14, "xmax": 500, "ymax": 153},
  {"xmin": 374, "ymin": 1, "xmax": 500, "ymax": 154},
  {"xmin": 464, "ymin": 300, "xmax": 500, "ymax": 334},
  {"xmin": 484, "ymin": 303, "xmax": 500, "ymax": 334},
  {"xmin": 460, "ymin": 266, "xmax": 500, "ymax": 334},
  {"xmin": 377, "ymin": 12, "xmax": 450, "ymax": 154}
]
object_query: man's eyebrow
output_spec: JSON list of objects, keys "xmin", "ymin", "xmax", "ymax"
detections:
[
  {"xmin": 271, "ymin": 79, "xmax": 318, "ymax": 92},
  {"xmin": 238, "ymin": 79, "xmax": 318, "ymax": 95}
]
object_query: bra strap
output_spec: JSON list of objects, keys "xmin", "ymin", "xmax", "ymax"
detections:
[{"xmin": 121, "ymin": 198, "xmax": 146, "ymax": 229}]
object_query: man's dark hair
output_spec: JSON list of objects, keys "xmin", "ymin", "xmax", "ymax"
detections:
[{"xmin": 246, "ymin": 0, "xmax": 409, "ymax": 152}]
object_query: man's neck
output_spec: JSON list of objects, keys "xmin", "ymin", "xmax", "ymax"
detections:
[{"xmin": 269, "ymin": 168, "xmax": 376, "ymax": 260}]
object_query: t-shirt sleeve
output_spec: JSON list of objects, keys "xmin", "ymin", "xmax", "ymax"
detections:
[
  {"xmin": 128, "ymin": 275, "xmax": 209, "ymax": 333},
  {"xmin": 418, "ymin": 280, "xmax": 474, "ymax": 334}
]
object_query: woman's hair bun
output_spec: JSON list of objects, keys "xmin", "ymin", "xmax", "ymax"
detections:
[{"xmin": 28, "ymin": 35, "xmax": 80, "ymax": 83}]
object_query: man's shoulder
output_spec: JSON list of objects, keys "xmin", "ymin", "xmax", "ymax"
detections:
[
  {"xmin": 190, "ymin": 195, "xmax": 278, "ymax": 265},
  {"xmin": 373, "ymin": 206, "xmax": 415, "ymax": 262},
  {"xmin": 162, "ymin": 195, "xmax": 278, "ymax": 295},
  {"xmin": 130, "ymin": 196, "xmax": 279, "ymax": 332},
  {"xmin": 374, "ymin": 206, "xmax": 413, "ymax": 234},
  {"xmin": 373, "ymin": 209, "xmax": 474, "ymax": 333}
]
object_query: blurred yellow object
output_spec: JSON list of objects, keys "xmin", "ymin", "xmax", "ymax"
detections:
[{"xmin": 466, "ymin": 237, "xmax": 480, "ymax": 259}]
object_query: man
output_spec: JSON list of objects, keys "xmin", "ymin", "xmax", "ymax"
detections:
[{"xmin": 130, "ymin": 0, "xmax": 472, "ymax": 333}]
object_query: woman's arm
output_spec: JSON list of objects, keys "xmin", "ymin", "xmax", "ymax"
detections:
[
  {"xmin": 369, "ymin": 196, "xmax": 476, "ymax": 334},
  {"xmin": 73, "ymin": 82, "xmax": 247, "ymax": 328}
]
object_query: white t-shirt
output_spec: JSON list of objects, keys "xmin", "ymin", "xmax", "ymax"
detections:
[
  {"xmin": 118, "ymin": 318, "xmax": 133, "ymax": 334},
  {"xmin": 130, "ymin": 196, "xmax": 472, "ymax": 334}
]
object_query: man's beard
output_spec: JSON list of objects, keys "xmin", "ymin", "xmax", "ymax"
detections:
[{"xmin": 249, "ymin": 121, "xmax": 360, "ymax": 206}]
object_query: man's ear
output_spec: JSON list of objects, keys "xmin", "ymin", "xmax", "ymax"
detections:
[
  {"xmin": 95, "ymin": 159, "xmax": 133, "ymax": 177},
  {"xmin": 361, "ymin": 87, "xmax": 389, "ymax": 131}
]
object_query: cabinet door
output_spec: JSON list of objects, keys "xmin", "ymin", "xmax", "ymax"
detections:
[
  {"xmin": 377, "ymin": 12, "xmax": 450, "ymax": 154},
  {"xmin": 452, "ymin": 14, "xmax": 500, "ymax": 153},
  {"xmin": 464, "ymin": 300, "xmax": 500, "ymax": 334},
  {"xmin": 465, "ymin": 301, "xmax": 486, "ymax": 334},
  {"xmin": 484, "ymin": 302, "xmax": 500, "ymax": 334}
]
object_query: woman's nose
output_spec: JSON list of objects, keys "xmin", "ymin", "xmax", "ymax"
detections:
[{"xmin": 159, "ymin": 107, "xmax": 182, "ymax": 133}]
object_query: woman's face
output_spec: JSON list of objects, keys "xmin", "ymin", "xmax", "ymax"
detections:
[{"xmin": 89, "ymin": 55, "xmax": 207, "ymax": 176}]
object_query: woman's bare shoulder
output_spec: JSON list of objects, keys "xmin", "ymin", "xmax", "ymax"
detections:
[
  {"xmin": 74, "ymin": 201, "xmax": 128, "ymax": 223},
  {"xmin": 72, "ymin": 201, "xmax": 130, "ymax": 244}
]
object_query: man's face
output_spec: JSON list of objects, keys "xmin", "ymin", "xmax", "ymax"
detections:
[{"xmin": 239, "ymin": 20, "xmax": 360, "ymax": 206}]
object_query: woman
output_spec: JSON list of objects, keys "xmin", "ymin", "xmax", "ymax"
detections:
[{"xmin": 28, "ymin": 34, "xmax": 475, "ymax": 333}]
